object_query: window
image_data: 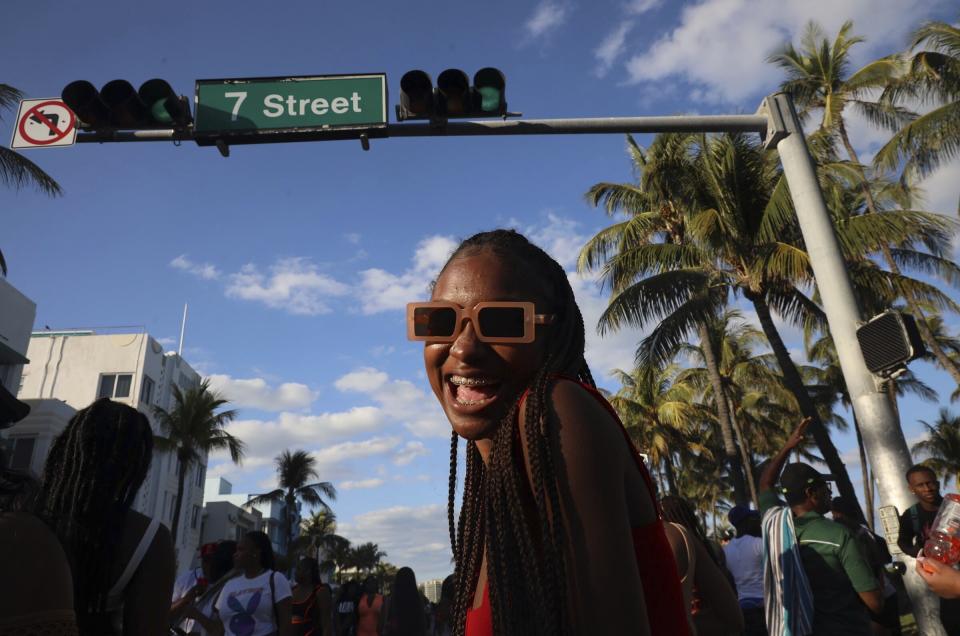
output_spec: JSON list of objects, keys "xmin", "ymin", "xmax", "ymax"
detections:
[
  {"xmin": 10, "ymin": 437, "xmax": 35, "ymax": 471},
  {"xmin": 98, "ymin": 374, "xmax": 133, "ymax": 399},
  {"xmin": 195, "ymin": 465, "xmax": 205, "ymax": 488},
  {"xmin": 169, "ymin": 495, "xmax": 176, "ymax": 522},
  {"xmin": 140, "ymin": 376, "xmax": 154, "ymax": 405},
  {"xmin": 191, "ymin": 505, "xmax": 201, "ymax": 529}
]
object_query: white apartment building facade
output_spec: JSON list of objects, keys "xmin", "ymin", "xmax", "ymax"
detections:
[
  {"xmin": 204, "ymin": 476, "xmax": 299, "ymax": 558},
  {"xmin": 0, "ymin": 277, "xmax": 36, "ymax": 401},
  {"xmin": 14, "ymin": 329, "xmax": 205, "ymax": 574}
]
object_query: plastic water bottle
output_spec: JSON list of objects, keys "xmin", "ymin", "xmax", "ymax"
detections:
[{"xmin": 923, "ymin": 494, "xmax": 960, "ymax": 565}]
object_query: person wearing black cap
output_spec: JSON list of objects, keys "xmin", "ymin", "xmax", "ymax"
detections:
[
  {"xmin": 759, "ymin": 418, "xmax": 881, "ymax": 635},
  {"xmin": 724, "ymin": 504, "xmax": 766, "ymax": 635}
]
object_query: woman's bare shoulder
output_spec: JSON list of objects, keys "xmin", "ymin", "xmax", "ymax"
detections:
[{"xmin": 547, "ymin": 379, "xmax": 626, "ymax": 455}]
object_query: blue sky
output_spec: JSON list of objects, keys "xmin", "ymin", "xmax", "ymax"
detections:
[{"xmin": 4, "ymin": 0, "xmax": 959, "ymax": 580}]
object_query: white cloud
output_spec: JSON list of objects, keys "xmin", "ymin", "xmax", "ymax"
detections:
[
  {"xmin": 157, "ymin": 337, "xmax": 177, "ymax": 347},
  {"xmin": 625, "ymin": 0, "xmax": 661, "ymax": 13},
  {"xmin": 340, "ymin": 478, "xmax": 385, "ymax": 490},
  {"xmin": 356, "ymin": 235, "xmax": 457, "ymax": 314},
  {"xmin": 336, "ymin": 367, "xmax": 449, "ymax": 438},
  {"xmin": 206, "ymin": 374, "xmax": 318, "ymax": 412},
  {"xmin": 338, "ymin": 504, "xmax": 452, "ymax": 580},
  {"xmin": 622, "ymin": 0, "xmax": 934, "ymax": 105},
  {"xmin": 524, "ymin": 1, "xmax": 570, "ymax": 40},
  {"xmin": 226, "ymin": 257, "xmax": 350, "ymax": 315},
  {"xmin": 170, "ymin": 254, "xmax": 221, "ymax": 280},
  {"xmin": 344, "ymin": 233, "xmax": 362, "ymax": 245},
  {"xmin": 395, "ymin": 441, "xmax": 429, "ymax": 466},
  {"xmin": 208, "ymin": 408, "xmax": 391, "ymax": 472},
  {"xmin": 335, "ymin": 368, "xmax": 389, "ymax": 393},
  {"xmin": 595, "ymin": 21, "xmax": 635, "ymax": 78}
]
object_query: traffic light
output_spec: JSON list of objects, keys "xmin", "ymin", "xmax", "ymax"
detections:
[
  {"xmin": 856, "ymin": 311, "xmax": 926, "ymax": 377},
  {"xmin": 397, "ymin": 68, "xmax": 507, "ymax": 121},
  {"xmin": 62, "ymin": 79, "xmax": 192, "ymax": 129}
]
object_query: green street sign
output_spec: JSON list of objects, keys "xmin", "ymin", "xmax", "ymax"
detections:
[{"xmin": 194, "ymin": 73, "xmax": 387, "ymax": 137}]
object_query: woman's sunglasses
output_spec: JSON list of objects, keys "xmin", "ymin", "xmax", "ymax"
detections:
[{"xmin": 406, "ymin": 301, "xmax": 555, "ymax": 344}]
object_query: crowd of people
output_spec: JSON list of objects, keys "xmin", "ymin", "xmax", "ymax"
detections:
[{"xmin": 2, "ymin": 228, "xmax": 960, "ymax": 635}]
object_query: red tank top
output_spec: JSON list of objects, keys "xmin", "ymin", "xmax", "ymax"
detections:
[{"xmin": 464, "ymin": 378, "xmax": 691, "ymax": 635}]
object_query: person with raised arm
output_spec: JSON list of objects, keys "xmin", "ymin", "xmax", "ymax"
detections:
[{"xmin": 759, "ymin": 418, "xmax": 881, "ymax": 636}]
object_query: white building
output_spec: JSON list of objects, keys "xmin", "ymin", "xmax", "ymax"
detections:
[
  {"xmin": 201, "ymin": 500, "xmax": 264, "ymax": 545},
  {"xmin": 204, "ymin": 476, "xmax": 299, "ymax": 558},
  {"xmin": 420, "ymin": 578, "xmax": 444, "ymax": 604},
  {"xmin": 0, "ymin": 276, "xmax": 37, "ymax": 461},
  {"xmin": 0, "ymin": 277, "xmax": 36, "ymax": 401},
  {"xmin": 14, "ymin": 328, "xmax": 205, "ymax": 574}
]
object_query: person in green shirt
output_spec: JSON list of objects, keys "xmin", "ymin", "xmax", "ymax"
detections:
[{"xmin": 760, "ymin": 418, "xmax": 882, "ymax": 635}]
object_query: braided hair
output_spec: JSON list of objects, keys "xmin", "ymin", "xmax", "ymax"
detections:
[
  {"xmin": 33, "ymin": 398, "xmax": 153, "ymax": 633},
  {"xmin": 441, "ymin": 229, "xmax": 595, "ymax": 636}
]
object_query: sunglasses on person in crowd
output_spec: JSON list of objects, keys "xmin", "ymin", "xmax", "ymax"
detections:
[{"xmin": 406, "ymin": 301, "xmax": 555, "ymax": 344}]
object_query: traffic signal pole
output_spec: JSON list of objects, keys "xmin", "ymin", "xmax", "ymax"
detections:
[
  {"xmin": 75, "ymin": 113, "xmax": 769, "ymax": 143},
  {"xmin": 765, "ymin": 92, "xmax": 942, "ymax": 635},
  {"xmin": 70, "ymin": 92, "xmax": 941, "ymax": 631}
]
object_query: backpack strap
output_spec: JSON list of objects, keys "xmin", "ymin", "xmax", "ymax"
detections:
[
  {"xmin": 909, "ymin": 504, "xmax": 922, "ymax": 544},
  {"xmin": 270, "ymin": 571, "xmax": 279, "ymax": 630}
]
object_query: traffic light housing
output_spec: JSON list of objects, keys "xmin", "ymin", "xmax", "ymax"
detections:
[
  {"xmin": 397, "ymin": 67, "xmax": 507, "ymax": 121},
  {"xmin": 856, "ymin": 311, "xmax": 927, "ymax": 377},
  {"xmin": 62, "ymin": 79, "xmax": 192, "ymax": 129}
]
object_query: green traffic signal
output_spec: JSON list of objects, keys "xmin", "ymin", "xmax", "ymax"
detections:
[
  {"xmin": 474, "ymin": 68, "xmax": 506, "ymax": 116},
  {"xmin": 397, "ymin": 67, "xmax": 507, "ymax": 121}
]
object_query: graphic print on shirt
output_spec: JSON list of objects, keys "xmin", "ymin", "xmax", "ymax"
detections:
[{"xmin": 228, "ymin": 590, "xmax": 262, "ymax": 636}]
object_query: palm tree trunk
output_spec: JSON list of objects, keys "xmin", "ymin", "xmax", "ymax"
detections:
[
  {"xmin": 749, "ymin": 293, "xmax": 866, "ymax": 523},
  {"xmin": 853, "ymin": 415, "xmax": 875, "ymax": 531},
  {"xmin": 662, "ymin": 457, "xmax": 679, "ymax": 495},
  {"xmin": 837, "ymin": 121, "xmax": 960, "ymax": 386},
  {"xmin": 727, "ymin": 394, "xmax": 760, "ymax": 509},
  {"xmin": 171, "ymin": 452, "xmax": 189, "ymax": 545},
  {"xmin": 699, "ymin": 323, "xmax": 750, "ymax": 506}
]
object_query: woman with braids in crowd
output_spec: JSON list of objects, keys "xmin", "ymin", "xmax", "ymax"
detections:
[
  {"xmin": 32, "ymin": 398, "xmax": 176, "ymax": 635},
  {"xmin": 660, "ymin": 496, "xmax": 743, "ymax": 635},
  {"xmin": 407, "ymin": 229, "xmax": 690, "ymax": 635}
]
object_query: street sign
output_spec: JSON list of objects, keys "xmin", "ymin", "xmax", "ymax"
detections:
[
  {"xmin": 10, "ymin": 98, "xmax": 77, "ymax": 149},
  {"xmin": 194, "ymin": 74, "xmax": 387, "ymax": 140}
]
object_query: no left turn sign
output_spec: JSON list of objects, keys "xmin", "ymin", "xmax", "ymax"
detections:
[{"xmin": 11, "ymin": 98, "xmax": 77, "ymax": 149}]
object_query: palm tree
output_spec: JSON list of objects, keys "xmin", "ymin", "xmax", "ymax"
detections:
[
  {"xmin": 352, "ymin": 542, "xmax": 387, "ymax": 574},
  {"xmin": 329, "ymin": 536, "xmax": 353, "ymax": 583},
  {"xmin": 875, "ymin": 19, "xmax": 960, "ymax": 180},
  {"xmin": 1, "ymin": 83, "xmax": 62, "ymax": 277},
  {"xmin": 580, "ymin": 132, "xmax": 751, "ymax": 505},
  {"xmin": 153, "ymin": 378, "xmax": 244, "ymax": 545},
  {"xmin": 297, "ymin": 509, "xmax": 347, "ymax": 570},
  {"xmin": 771, "ymin": 20, "xmax": 960, "ymax": 386},
  {"xmin": 913, "ymin": 408, "xmax": 960, "ymax": 488},
  {"xmin": 609, "ymin": 359, "xmax": 712, "ymax": 494},
  {"xmin": 250, "ymin": 449, "xmax": 337, "ymax": 558}
]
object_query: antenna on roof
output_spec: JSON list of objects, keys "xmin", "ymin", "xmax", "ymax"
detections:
[{"xmin": 178, "ymin": 303, "xmax": 188, "ymax": 356}]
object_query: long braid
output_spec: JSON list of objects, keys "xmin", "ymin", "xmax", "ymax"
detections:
[
  {"xmin": 440, "ymin": 230, "xmax": 595, "ymax": 636},
  {"xmin": 448, "ymin": 430, "xmax": 459, "ymax": 558},
  {"xmin": 33, "ymin": 398, "xmax": 154, "ymax": 634}
]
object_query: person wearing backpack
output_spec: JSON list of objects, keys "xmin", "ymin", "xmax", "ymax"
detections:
[
  {"xmin": 212, "ymin": 531, "xmax": 293, "ymax": 636},
  {"xmin": 896, "ymin": 464, "xmax": 960, "ymax": 633}
]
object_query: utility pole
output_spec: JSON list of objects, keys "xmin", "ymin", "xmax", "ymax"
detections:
[{"xmin": 766, "ymin": 92, "xmax": 943, "ymax": 635}]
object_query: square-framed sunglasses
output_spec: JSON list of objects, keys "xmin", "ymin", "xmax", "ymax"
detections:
[{"xmin": 406, "ymin": 301, "xmax": 555, "ymax": 344}]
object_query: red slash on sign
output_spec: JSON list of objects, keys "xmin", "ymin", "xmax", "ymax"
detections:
[{"xmin": 18, "ymin": 100, "xmax": 76, "ymax": 145}]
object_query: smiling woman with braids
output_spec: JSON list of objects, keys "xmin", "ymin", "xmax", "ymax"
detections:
[
  {"xmin": 33, "ymin": 398, "xmax": 176, "ymax": 635},
  {"xmin": 407, "ymin": 229, "xmax": 689, "ymax": 635}
]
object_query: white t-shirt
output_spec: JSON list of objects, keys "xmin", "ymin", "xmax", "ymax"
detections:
[
  {"xmin": 723, "ymin": 535, "xmax": 764, "ymax": 601},
  {"xmin": 216, "ymin": 570, "xmax": 292, "ymax": 636}
]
